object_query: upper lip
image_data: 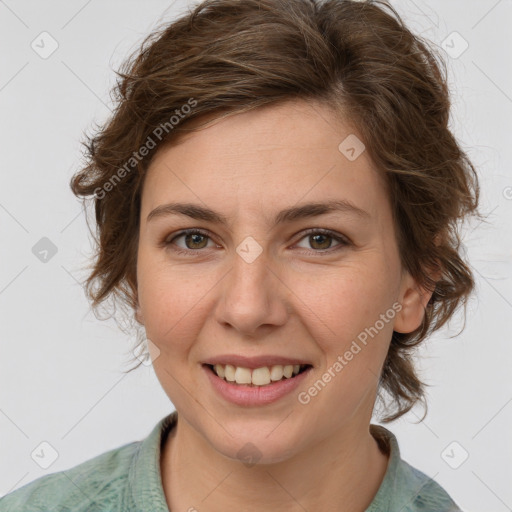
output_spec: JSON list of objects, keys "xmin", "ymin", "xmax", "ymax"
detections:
[{"xmin": 202, "ymin": 354, "xmax": 313, "ymax": 370}]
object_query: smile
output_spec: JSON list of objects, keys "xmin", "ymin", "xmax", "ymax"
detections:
[
  {"xmin": 208, "ymin": 363, "xmax": 311, "ymax": 386},
  {"xmin": 203, "ymin": 362, "xmax": 313, "ymax": 406}
]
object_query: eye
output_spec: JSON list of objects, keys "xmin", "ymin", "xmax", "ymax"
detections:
[
  {"xmin": 162, "ymin": 228, "xmax": 350, "ymax": 256},
  {"xmin": 165, "ymin": 229, "xmax": 216, "ymax": 254},
  {"xmin": 294, "ymin": 229, "xmax": 350, "ymax": 253}
]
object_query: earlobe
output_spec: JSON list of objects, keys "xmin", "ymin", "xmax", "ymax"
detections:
[
  {"xmin": 393, "ymin": 272, "xmax": 435, "ymax": 334},
  {"xmin": 135, "ymin": 303, "xmax": 144, "ymax": 325}
]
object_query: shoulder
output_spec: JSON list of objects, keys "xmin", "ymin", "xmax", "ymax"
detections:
[
  {"xmin": 0, "ymin": 440, "xmax": 141, "ymax": 512},
  {"xmin": 396, "ymin": 458, "xmax": 463, "ymax": 511},
  {"xmin": 368, "ymin": 425, "xmax": 463, "ymax": 512}
]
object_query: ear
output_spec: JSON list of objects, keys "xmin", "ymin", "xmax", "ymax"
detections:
[
  {"xmin": 135, "ymin": 301, "xmax": 145, "ymax": 325},
  {"xmin": 128, "ymin": 272, "xmax": 144, "ymax": 325},
  {"xmin": 393, "ymin": 270, "xmax": 436, "ymax": 334},
  {"xmin": 394, "ymin": 233, "xmax": 444, "ymax": 333}
]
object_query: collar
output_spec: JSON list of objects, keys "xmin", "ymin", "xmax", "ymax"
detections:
[
  {"xmin": 129, "ymin": 410, "xmax": 178, "ymax": 512},
  {"xmin": 128, "ymin": 411, "xmax": 404, "ymax": 512}
]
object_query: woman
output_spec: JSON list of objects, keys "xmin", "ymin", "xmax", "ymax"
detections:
[{"xmin": 0, "ymin": 0, "xmax": 480, "ymax": 510}]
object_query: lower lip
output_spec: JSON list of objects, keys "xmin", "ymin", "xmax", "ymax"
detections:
[{"xmin": 203, "ymin": 364, "xmax": 312, "ymax": 406}]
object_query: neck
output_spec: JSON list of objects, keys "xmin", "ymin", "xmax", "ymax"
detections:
[{"xmin": 160, "ymin": 414, "xmax": 390, "ymax": 512}]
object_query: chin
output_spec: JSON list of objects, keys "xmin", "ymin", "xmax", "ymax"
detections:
[
  {"xmin": 215, "ymin": 437, "xmax": 298, "ymax": 466},
  {"xmin": 197, "ymin": 419, "xmax": 300, "ymax": 466}
]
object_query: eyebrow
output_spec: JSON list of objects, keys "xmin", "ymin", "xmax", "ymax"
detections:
[{"xmin": 146, "ymin": 199, "xmax": 371, "ymax": 227}]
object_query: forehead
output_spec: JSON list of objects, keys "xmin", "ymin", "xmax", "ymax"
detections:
[{"xmin": 141, "ymin": 99, "xmax": 390, "ymax": 226}]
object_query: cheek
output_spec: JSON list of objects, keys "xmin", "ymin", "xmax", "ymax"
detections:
[
  {"xmin": 294, "ymin": 262, "xmax": 397, "ymax": 352},
  {"xmin": 293, "ymin": 266, "xmax": 397, "ymax": 416},
  {"xmin": 136, "ymin": 251, "xmax": 215, "ymax": 354}
]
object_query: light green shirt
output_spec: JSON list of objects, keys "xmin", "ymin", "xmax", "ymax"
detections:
[{"xmin": 0, "ymin": 411, "xmax": 462, "ymax": 511}]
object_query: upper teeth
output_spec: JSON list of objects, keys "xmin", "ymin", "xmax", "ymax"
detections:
[{"xmin": 213, "ymin": 364, "xmax": 305, "ymax": 386}]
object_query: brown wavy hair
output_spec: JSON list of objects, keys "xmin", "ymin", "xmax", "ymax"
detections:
[{"xmin": 70, "ymin": 0, "xmax": 481, "ymax": 422}]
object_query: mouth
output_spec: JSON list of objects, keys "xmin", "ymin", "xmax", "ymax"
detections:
[{"xmin": 203, "ymin": 363, "xmax": 313, "ymax": 387}]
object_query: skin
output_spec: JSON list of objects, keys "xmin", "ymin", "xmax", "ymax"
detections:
[{"xmin": 135, "ymin": 99, "xmax": 434, "ymax": 511}]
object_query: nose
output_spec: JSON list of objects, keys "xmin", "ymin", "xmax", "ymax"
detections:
[{"xmin": 215, "ymin": 244, "xmax": 289, "ymax": 337}]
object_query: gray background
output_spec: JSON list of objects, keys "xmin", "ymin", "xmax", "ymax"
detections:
[{"xmin": 1, "ymin": 1, "xmax": 511, "ymax": 510}]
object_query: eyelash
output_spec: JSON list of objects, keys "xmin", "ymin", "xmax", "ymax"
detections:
[{"xmin": 162, "ymin": 228, "xmax": 351, "ymax": 256}]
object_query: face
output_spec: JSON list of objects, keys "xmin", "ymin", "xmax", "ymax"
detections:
[{"xmin": 135, "ymin": 99, "xmax": 430, "ymax": 463}]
